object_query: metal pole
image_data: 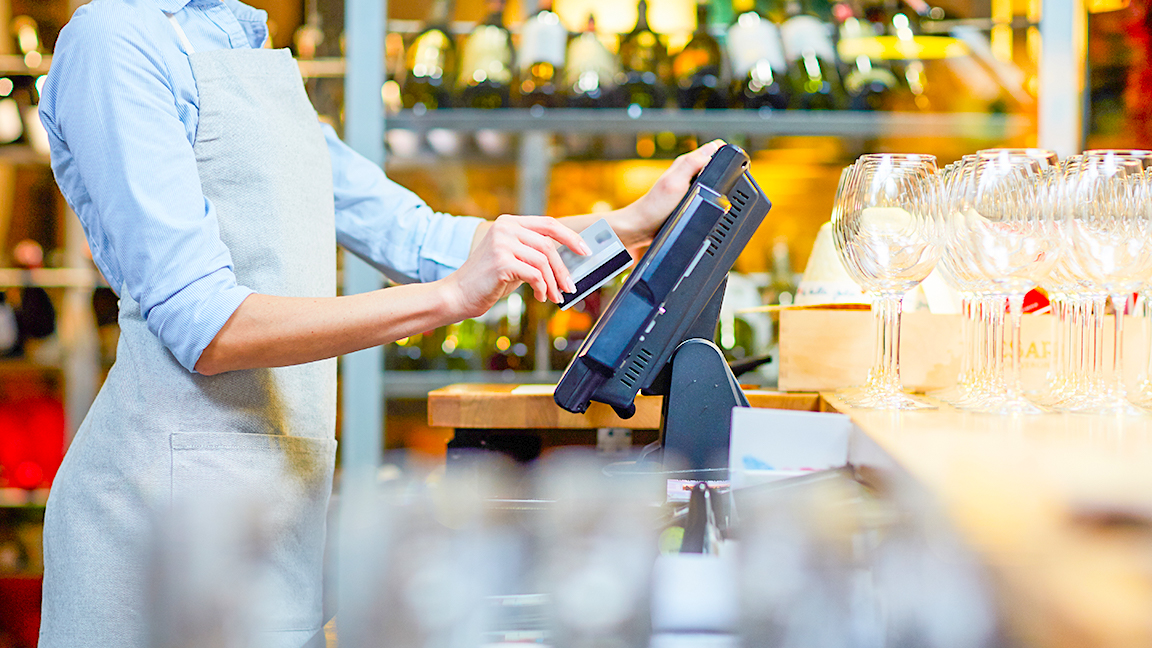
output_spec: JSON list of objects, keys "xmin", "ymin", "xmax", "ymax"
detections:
[
  {"xmin": 340, "ymin": 0, "xmax": 385, "ymax": 483},
  {"xmin": 1038, "ymin": 0, "xmax": 1087, "ymax": 157},
  {"xmin": 338, "ymin": 0, "xmax": 385, "ymax": 641}
]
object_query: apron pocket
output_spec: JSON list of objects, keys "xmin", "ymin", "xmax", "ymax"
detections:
[{"xmin": 168, "ymin": 431, "xmax": 337, "ymax": 636}]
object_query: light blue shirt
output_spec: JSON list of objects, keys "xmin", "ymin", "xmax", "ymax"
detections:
[{"xmin": 39, "ymin": 0, "xmax": 482, "ymax": 372}]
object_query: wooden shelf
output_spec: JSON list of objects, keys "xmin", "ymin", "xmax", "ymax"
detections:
[
  {"xmin": 0, "ymin": 54, "xmax": 50, "ymax": 76},
  {"xmin": 0, "ymin": 267, "xmax": 104, "ymax": 289},
  {"xmin": 0, "ymin": 145, "xmax": 49, "ymax": 165}
]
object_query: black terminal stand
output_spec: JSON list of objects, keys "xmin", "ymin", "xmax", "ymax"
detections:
[{"xmin": 647, "ymin": 278, "xmax": 749, "ymax": 480}]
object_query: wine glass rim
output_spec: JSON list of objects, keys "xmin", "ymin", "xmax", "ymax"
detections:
[{"xmin": 858, "ymin": 153, "xmax": 937, "ymax": 162}]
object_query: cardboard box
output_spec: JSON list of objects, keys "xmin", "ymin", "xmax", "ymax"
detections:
[{"xmin": 778, "ymin": 309, "xmax": 1147, "ymax": 393}]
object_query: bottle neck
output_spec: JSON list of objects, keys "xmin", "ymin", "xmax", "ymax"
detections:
[
  {"xmin": 428, "ymin": 0, "xmax": 453, "ymax": 26},
  {"xmin": 483, "ymin": 0, "xmax": 506, "ymax": 27},
  {"xmin": 634, "ymin": 1, "xmax": 651, "ymax": 32}
]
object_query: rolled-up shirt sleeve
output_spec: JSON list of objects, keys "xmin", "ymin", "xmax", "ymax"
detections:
[
  {"xmin": 325, "ymin": 125, "xmax": 483, "ymax": 284},
  {"xmin": 39, "ymin": 5, "xmax": 253, "ymax": 373}
]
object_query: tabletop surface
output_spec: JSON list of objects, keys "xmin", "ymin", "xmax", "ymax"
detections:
[{"xmin": 828, "ymin": 395, "xmax": 1152, "ymax": 648}]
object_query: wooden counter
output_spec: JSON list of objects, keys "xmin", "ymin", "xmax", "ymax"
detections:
[
  {"xmin": 429, "ymin": 384, "xmax": 1152, "ymax": 647},
  {"xmin": 833, "ymin": 395, "xmax": 1152, "ymax": 648},
  {"xmin": 428, "ymin": 383, "xmax": 823, "ymax": 430}
]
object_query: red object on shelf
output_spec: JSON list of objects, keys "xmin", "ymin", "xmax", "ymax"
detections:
[
  {"xmin": 0, "ymin": 574, "xmax": 41, "ymax": 648},
  {"xmin": 0, "ymin": 395, "xmax": 65, "ymax": 490},
  {"xmin": 1022, "ymin": 288, "xmax": 1050, "ymax": 314}
]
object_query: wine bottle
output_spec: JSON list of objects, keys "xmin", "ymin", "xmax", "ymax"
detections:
[
  {"xmin": 402, "ymin": 0, "xmax": 457, "ymax": 111},
  {"xmin": 565, "ymin": 15, "xmax": 620, "ymax": 108},
  {"xmin": 837, "ymin": 7, "xmax": 898, "ymax": 110},
  {"xmin": 517, "ymin": 0, "xmax": 567, "ymax": 108},
  {"xmin": 458, "ymin": 0, "xmax": 514, "ymax": 109},
  {"xmin": 727, "ymin": 0, "xmax": 790, "ymax": 110},
  {"xmin": 673, "ymin": 0, "xmax": 727, "ymax": 109},
  {"xmin": 887, "ymin": 11, "xmax": 931, "ymax": 110},
  {"xmin": 779, "ymin": 0, "xmax": 845, "ymax": 110},
  {"xmin": 617, "ymin": 0, "xmax": 669, "ymax": 109}
]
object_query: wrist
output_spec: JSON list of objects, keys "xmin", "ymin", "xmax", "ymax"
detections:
[
  {"xmin": 608, "ymin": 203, "xmax": 649, "ymax": 249},
  {"xmin": 433, "ymin": 275, "xmax": 472, "ymax": 322}
]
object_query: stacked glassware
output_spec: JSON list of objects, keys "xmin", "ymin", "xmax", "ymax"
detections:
[{"xmin": 831, "ymin": 148, "xmax": 1152, "ymax": 413}]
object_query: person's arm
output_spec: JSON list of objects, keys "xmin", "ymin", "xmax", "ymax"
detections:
[
  {"xmin": 197, "ymin": 141, "xmax": 724, "ymax": 375},
  {"xmin": 41, "ymin": 7, "xmax": 255, "ymax": 373}
]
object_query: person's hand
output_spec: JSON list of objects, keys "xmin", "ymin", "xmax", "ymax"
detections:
[
  {"xmin": 619, "ymin": 139, "xmax": 726, "ymax": 248},
  {"xmin": 442, "ymin": 214, "xmax": 590, "ymax": 318}
]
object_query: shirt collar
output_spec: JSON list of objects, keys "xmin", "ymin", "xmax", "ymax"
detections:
[
  {"xmin": 153, "ymin": 0, "xmax": 191, "ymax": 14},
  {"xmin": 151, "ymin": 0, "xmax": 268, "ymax": 26}
]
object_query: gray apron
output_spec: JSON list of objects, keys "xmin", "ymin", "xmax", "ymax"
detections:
[{"xmin": 40, "ymin": 16, "xmax": 337, "ymax": 648}]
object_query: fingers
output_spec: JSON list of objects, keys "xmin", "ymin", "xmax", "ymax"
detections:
[
  {"xmin": 511, "ymin": 243, "xmax": 562, "ymax": 303},
  {"xmin": 514, "ymin": 215, "xmax": 591, "ymax": 256},
  {"xmin": 516, "ymin": 227, "xmax": 578, "ymax": 296},
  {"xmin": 673, "ymin": 138, "xmax": 725, "ymax": 177},
  {"xmin": 490, "ymin": 215, "xmax": 584, "ymax": 303},
  {"xmin": 504, "ymin": 257, "xmax": 548, "ymax": 302}
]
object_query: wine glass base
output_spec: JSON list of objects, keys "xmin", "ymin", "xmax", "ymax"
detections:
[
  {"xmin": 1065, "ymin": 397, "xmax": 1150, "ymax": 416},
  {"xmin": 979, "ymin": 397, "xmax": 1048, "ymax": 416},
  {"xmin": 836, "ymin": 386, "xmax": 938, "ymax": 410}
]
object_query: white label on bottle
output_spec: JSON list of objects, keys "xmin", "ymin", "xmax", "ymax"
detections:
[
  {"xmin": 726, "ymin": 13, "xmax": 786, "ymax": 77},
  {"xmin": 780, "ymin": 14, "xmax": 836, "ymax": 63},
  {"xmin": 518, "ymin": 11, "xmax": 568, "ymax": 71}
]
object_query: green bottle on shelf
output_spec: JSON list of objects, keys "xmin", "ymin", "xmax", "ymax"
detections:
[
  {"xmin": 517, "ymin": 0, "xmax": 568, "ymax": 108},
  {"xmin": 779, "ymin": 0, "xmax": 846, "ymax": 110},
  {"xmin": 565, "ymin": 15, "xmax": 621, "ymax": 109},
  {"xmin": 838, "ymin": 3, "xmax": 898, "ymax": 111},
  {"xmin": 458, "ymin": 0, "xmax": 514, "ymax": 109},
  {"xmin": 673, "ymin": 0, "xmax": 727, "ymax": 110},
  {"xmin": 402, "ymin": 0, "xmax": 457, "ymax": 110},
  {"xmin": 727, "ymin": 0, "xmax": 790, "ymax": 110},
  {"xmin": 618, "ymin": 0, "xmax": 669, "ymax": 109}
]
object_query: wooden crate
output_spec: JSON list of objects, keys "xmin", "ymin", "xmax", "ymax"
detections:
[{"xmin": 778, "ymin": 309, "xmax": 1148, "ymax": 393}]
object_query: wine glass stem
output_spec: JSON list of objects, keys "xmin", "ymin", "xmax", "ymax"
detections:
[
  {"xmin": 873, "ymin": 292, "xmax": 904, "ymax": 395},
  {"xmin": 1111, "ymin": 293, "xmax": 1127, "ymax": 398},
  {"xmin": 1007, "ymin": 293, "xmax": 1026, "ymax": 399}
]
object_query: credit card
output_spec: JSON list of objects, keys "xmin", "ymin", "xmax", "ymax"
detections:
[{"xmin": 558, "ymin": 218, "xmax": 632, "ymax": 310}]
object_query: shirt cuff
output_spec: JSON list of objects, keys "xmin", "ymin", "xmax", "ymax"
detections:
[
  {"xmin": 417, "ymin": 214, "xmax": 483, "ymax": 282},
  {"xmin": 143, "ymin": 269, "xmax": 255, "ymax": 373}
]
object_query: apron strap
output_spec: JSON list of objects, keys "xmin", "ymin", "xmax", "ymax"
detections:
[{"xmin": 165, "ymin": 13, "xmax": 196, "ymax": 55}]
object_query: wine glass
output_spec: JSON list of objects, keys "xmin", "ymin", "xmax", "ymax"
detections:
[
  {"xmin": 1061, "ymin": 154, "xmax": 1152, "ymax": 414},
  {"xmin": 949, "ymin": 149, "xmax": 1059, "ymax": 414},
  {"xmin": 832, "ymin": 154, "xmax": 943, "ymax": 409}
]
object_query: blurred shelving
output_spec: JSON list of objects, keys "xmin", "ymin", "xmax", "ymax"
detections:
[
  {"xmin": 0, "ymin": 145, "xmax": 49, "ymax": 166},
  {"xmin": 384, "ymin": 108, "xmax": 1033, "ymax": 140},
  {"xmin": 0, "ymin": 53, "xmax": 49, "ymax": 76},
  {"xmin": 383, "ymin": 369, "xmax": 562, "ymax": 398},
  {"xmin": 0, "ymin": 267, "xmax": 102, "ymax": 289}
]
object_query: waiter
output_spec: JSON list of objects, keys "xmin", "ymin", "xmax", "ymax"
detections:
[{"xmin": 35, "ymin": 0, "xmax": 722, "ymax": 645}]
